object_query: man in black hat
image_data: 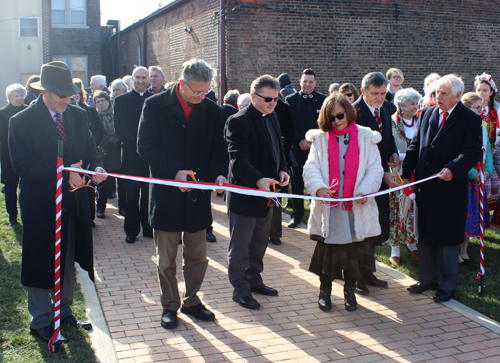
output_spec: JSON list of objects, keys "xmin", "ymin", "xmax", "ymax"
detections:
[{"xmin": 9, "ymin": 61, "xmax": 107, "ymax": 343}]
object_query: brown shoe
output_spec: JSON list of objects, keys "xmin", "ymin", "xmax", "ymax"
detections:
[
  {"xmin": 409, "ymin": 249, "xmax": 419, "ymax": 262},
  {"xmin": 390, "ymin": 256, "xmax": 401, "ymax": 266}
]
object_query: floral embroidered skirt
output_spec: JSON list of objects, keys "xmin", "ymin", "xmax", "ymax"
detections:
[
  {"xmin": 465, "ymin": 180, "xmax": 490, "ymax": 237},
  {"xmin": 386, "ymin": 192, "xmax": 416, "ymax": 246}
]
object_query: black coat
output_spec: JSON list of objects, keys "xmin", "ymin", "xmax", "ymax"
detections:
[
  {"xmin": 114, "ymin": 89, "xmax": 153, "ymax": 175},
  {"xmin": 81, "ymin": 103, "xmax": 104, "ymax": 146},
  {"xmin": 402, "ymin": 103, "xmax": 482, "ymax": 246},
  {"xmin": 226, "ymin": 104, "xmax": 287, "ymax": 218},
  {"xmin": 353, "ymin": 97, "xmax": 398, "ymax": 244},
  {"xmin": 221, "ymin": 104, "xmax": 238, "ymax": 123},
  {"xmin": 0, "ymin": 103, "xmax": 27, "ymax": 184},
  {"xmin": 274, "ymin": 99, "xmax": 295, "ymax": 158},
  {"xmin": 9, "ymin": 97, "xmax": 104, "ymax": 288},
  {"xmin": 137, "ymin": 87, "xmax": 228, "ymax": 233}
]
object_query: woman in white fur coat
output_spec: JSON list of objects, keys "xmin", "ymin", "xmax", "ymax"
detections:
[{"xmin": 303, "ymin": 93, "xmax": 384, "ymax": 312}]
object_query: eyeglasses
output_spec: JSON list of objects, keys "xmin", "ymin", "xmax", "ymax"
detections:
[
  {"xmin": 472, "ymin": 106, "xmax": 483, "ymax": 112},
  {"xmin": 329, "ymin": 113, "xmax": 345, "ymax": 123},
  {"xmin": 254, "ymin": 93, "xmax": 278, "ymax": 103},
  {"xmin": 186, "ymin": 82, "xmax": 211, "ymax": 97},
  {"xmin": 95, "ymin": 99, "xmax": 108, "ymax": 104},
  {"xmin": 344, "ymin": 93, "xmax": 353, "ymax": 97},
  {"xmin": 391, "ymin": 75, "xmax": 402, "ymax": 80}
]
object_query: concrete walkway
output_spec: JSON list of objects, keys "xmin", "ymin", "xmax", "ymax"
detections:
[{"xmin": 85, "ymin": 194, "xmax": 500, "ymax": 363}]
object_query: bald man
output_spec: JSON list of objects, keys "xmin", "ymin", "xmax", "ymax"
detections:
[{"xmin": 114, "ymin": 67, "xmax": 153, "ymax": 243}]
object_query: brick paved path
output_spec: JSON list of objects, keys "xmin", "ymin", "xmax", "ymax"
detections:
[{"xmin": 92, "ymin": 194, "xmax": 500, "ymax": 363}]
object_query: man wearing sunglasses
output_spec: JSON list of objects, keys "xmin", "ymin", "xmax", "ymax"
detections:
[
  {"xmin": 9, "ymin": 61, "xmax": 107, "ymax": 343},
  {"xmin": 138, "ymin": 58, "xmax": 228, "ymax": 329},
  {"xmin": 285, "ymin": 68, "xmax": 327, "ymax": 228},
  {"xmin": 226, "ymin": 75, "xmax": 290, "ymax": 310}
]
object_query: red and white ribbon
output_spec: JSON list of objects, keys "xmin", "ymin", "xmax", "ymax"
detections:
[
  {"xmin": 49, "ymin": 158, "xmax": 64, "ymax": 352},
  {"xmin": 63, "ymin": 167, "xmax": 440, "ymax": 202},
  {"xmin": 477, "ymin": 146, "xmax": 486, "ymax": 281}
]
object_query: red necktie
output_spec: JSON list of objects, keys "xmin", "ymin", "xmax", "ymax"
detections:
[
  {"xmin": 55, "ymin": 113, "xmax": 66, "ymax": 145},
  {"xmin": 439, "ymin": 111, "xmax": 449, "ymax": 129},
  {"xmin": 374, "ymin": 108, "xmax": 382, "ymax": 131}
]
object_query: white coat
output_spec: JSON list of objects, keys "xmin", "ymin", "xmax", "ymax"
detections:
[{"xmin": 303, "ymin": 125, "xmax": 384, "ymax": 242}]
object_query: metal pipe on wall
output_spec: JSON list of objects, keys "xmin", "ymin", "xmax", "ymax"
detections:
[{"xmin": 219, "ymin": 0, "xmax": 226, "ymax": 102}]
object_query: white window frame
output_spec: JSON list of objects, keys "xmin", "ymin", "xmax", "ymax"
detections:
[
  {"xmin": 52, "ymin": 55, "xmax": 88, "ymax": 86},
  {"xmin": 19, "ymin": 17, "xmax": 39, "ymax": 38},
  {"xmin": 52, "ymin": 0, "xmax": 88, "ymax": 28}
]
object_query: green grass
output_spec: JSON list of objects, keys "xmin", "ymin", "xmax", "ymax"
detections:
[
  {"xmin": 283, "ymin": 195, "xmax": 500, "ymax": 322},
  {"xmin": 0, "ymin": 189, "xmax": 96, "ymax": 362}
]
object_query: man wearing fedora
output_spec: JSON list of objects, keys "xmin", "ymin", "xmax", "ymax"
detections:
[{"xmin": 9, "ymin": 61, "xmax": 107, "ymax": 343}]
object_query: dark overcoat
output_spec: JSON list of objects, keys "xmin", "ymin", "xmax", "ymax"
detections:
[
  {"xmin": 0, "ymin": 103, "xmax": 27, "ymax": 184},
  {"xmin": 226, "ymin": 104, "xmax": 287, "ymax": 218},
  {"xmin": 221, "ymin": 104, "xmax": 238, "ymax": 123},
  {"xmin": 114, "ymin": 89, "xmax": 152, "ymax": 175},
  {"xmin": 9, "ymin": 97, "xmax": 104, "ymax": 289},
  {"xmin": 402, "ymin": 103, "xmax": 482, "ymax": 246},
  {"xmin": 353, "ymin": 97, "xmax": 398, "ymax": 244},
  {"xmin": 137, "ymin": 87, "xmax": 228, "ymax": 233}
]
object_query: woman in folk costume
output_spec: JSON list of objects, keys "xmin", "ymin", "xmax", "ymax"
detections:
[
  {"xmin": 386, "ymin": 88, "xmax": 422, "ymax": 266},
  {"xmin": 303, "ymin": 93, "xmax": 383, "ymax": 312},
  {"xmin": 461, "ymin": 92, "xmax": 493, "ymax": 263},
  {"xmin": 475, "ymin": 73, "xmax": 500, "ymax": 208}
]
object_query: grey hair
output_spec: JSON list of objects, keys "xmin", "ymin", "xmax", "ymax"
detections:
[
  {"xmin": 361, "ymin": 72, "xmax": 388, "ymax": 90},
  {"xmin": 436, "ymin": 74, "xmax": 464, "ymax": 97},
  {"xmin": 181, "ymin": 58, "xmax": 213, "ymax": 84},
  {"xmin": 110, "ymin": 79, "xmax": 127, "ymax": 93},
  {"xmin": 148, "ymin": 65, "xmax": 164, "ymax": 76},
  {"xmin": 91, "ymin": 75, "xmax": 107, "ymax": 87},
  {"xmin": 237, "ymin": 93, "xmax": 252, "ymax": 108},
  {"xmin": 394, "ymin": 88, "xmax": 422, "ymax": 111},
  {"xmin": 329, "ymin": 83, "xmax": 340, "ymax": 93},
  {"xmin": 250, "ymin": 75, "xmax": 280, "ymax": 94},
  {"xmin": 224, "ymin": 90, "xmax": 240, "ymax": 103},
  {"xmin": 6, "ymin": 83, "xmax": 26, "ymax": 102},
  {"xmin": 122, "ymin": 75, "xmax": 133, "ymax": 90}
]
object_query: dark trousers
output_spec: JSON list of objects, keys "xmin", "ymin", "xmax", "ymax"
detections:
[
  {"xmin": 228, "ymin": 209, "xmax": 273, "ymax": 297},
  {"xmin": 290, "ymin": 162, "xmax": 305, "ymax": 221},
  {"xmin": 269, "ymin": 200, "xmax": 282, "ymax": 240},
  {"xmin": 4, "ymin": 183, "xmax": 18, "ymax": 220},
  {"xmin": 124, "ymin": 179, "xmax": 151, "ymax": 237},
  {"xmin": 97, "ymin": 176, "xmax": 126, "ymax": 210},
  {"xmin": 87, "ymin": 187, "xmax": 96, "ymax": 221},
  {"xmin": 418, "ymin": 242, "xmax": 459, "ymax": 291}
]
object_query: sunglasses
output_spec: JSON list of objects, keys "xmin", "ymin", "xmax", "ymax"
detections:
[
  {"xmin": 329, "ymin": 113, "xmax": 345, "ymax": 123},
  {"xmin": 344, "ymin": 93, "xmax": 353, "ymax": 97},
  {"xmin": 255, "ymin": 93, "xmax": 278, "ymax": 103}
]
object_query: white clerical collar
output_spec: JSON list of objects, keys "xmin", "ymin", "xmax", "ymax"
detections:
[{"xmin": 133, "ymin": 88, "xmax": 147, "ymax": 96}]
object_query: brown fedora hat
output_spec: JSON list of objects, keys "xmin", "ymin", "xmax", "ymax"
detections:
[{"xmin": 30, "ymin": 61, "xmax": 81, "ymax": 97}]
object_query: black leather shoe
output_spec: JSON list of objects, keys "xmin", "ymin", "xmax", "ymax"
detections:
[
  {"xmin": 30, "ymin": 326, "xmax": 68, "ymax": 343},
  {"xmin": 363, "ymin": 273, "xmax": 388, "ymax": 287},
  {"xmin": 251, "ymin": 284, "xmax": 278, "ymax": 296},
  {"xmin": 61, "ymin": 314, "xmax": 93, "ymax": 330},
  {"xmin": 125, "ymin": 235, "xmax": 136, "ymax": 243},
  {"xmin": 9, "ymin": 217, "xmax": 19, "ymax": 225},
  {"xmin": 407, "ymin": 282, "xmax": 439, "ymax": 294},
  {"xmin": 161, "ymin": 310, "xmax": 178, "ymax": 329},
  {"xmin": 181, "ymin": 303, "xmax": 215, "ymax": 321},
  {"xmin": 118, "ymin": 207, "xmax": 125, "ymax": 216},
  {"xmin": 270, "ymin": 238, "xmax": 281, "ymax": 245},
  {"xmin": 233, "ymin": 295, "xmax": 260, "ymax": 309},
  {"xmin": 96, "ymin": 209, "xmax": 105, "ymax": 219},
  {"xmin": 344, "ymin": 285, "xmax": 358, "ymax": 312},
  {"xmin": 143, "ymin": 231, "xmax": 153, "ymax": 238},
  {"xmin": 287, "ymin": 219, "xmax": 300, "ymax": 228},
  {"xmin": 108, "ymin": 191, "xmax": 116, "ymax": 199},
  {"xmin": 433, "ymin": 289, "xmax": 455, "ymax": 303},
  {"xmin": 206, "ymin": 231, "xmax": 217, "ymax": 243},
  {"xmin": 355, "ymin": 280, "xmax": 369, "ymax": 295},
  {"xmin": 318, "ymin": 288, "xmax": 332, "ymax": 312}
]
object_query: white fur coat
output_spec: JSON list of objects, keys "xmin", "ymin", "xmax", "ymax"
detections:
[{"xmin": 303, "ymin": 125, "xmax": 384, "ymax": 242}]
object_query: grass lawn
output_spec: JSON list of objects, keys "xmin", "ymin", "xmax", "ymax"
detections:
[
  {"xmin": 283, "ymin": 196, "xmax": 500, "ymax": 323},
  {"xmin": 0, "ymin": 190, "xmax": 97, "ymax": 362}
]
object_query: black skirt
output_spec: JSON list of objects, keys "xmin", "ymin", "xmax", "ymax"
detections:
[{"xmin": 308, "ymin": 237, "xmax": 375, "ymax": 281}]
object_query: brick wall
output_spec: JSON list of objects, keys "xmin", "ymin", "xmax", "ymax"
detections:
[{"xmin": 50, "ymin": 0, "xmax": 102, "ymax": 84}]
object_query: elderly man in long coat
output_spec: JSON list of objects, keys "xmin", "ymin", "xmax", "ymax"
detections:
[
  {"xmin": 9, "ymin": 61, "xmax": 106, "ymax": 343},
  {"xmin": 403, "ymin": 74, "xmax": 482, "ymax": 302}
]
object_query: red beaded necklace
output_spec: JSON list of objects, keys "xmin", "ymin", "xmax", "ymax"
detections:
[{"xmin": 399, "ymin": 112, "xmax": 415, "ymax": 127}]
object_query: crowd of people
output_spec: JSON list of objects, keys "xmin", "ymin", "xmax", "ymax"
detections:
[{"xmin": 0, "ymin": 58, "xmax": 495, "ymax": 342}]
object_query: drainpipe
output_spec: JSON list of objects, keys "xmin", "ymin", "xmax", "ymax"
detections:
[
  {"xmin": 143, "ymin": 22, "xmax": 148, "ymax": 68},
  {"xmin": 219, "ymin": 0, "xmax": 226, "ymax": 101},
  {"xmin": 131, "ymin": 21, "xmax": 142, "ymax": 66}
]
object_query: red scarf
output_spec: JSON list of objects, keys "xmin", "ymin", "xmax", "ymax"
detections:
[
  {"xmin": 328, "ymin": 122, "xmax": 359, "ymax": 211},
  {"xmin": 224, "ymin": 101, "xmax": 238, "ymax": 109},
  {"xmin": 482, "ymin": 102, "xmax": 499, "ymax": 141},
  {"xmin": 175, "ymin": 82, "xmax": 195, "ymax": 122}
]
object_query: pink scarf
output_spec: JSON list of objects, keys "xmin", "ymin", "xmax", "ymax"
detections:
[{"xmin": 328, "ymin": 122, "xmax": 359, "ymax": 211}]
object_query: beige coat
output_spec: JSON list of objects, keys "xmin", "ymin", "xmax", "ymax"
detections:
[{"xmin": 303, "ymin": 125, "xmax": 384, "ymax": 241}]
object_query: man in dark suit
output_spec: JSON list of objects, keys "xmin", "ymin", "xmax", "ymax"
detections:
[
  {"xmin": 221, "ymin": 89, "xmax": 240, "ymax": 122},
  {"xmin": 403, "ymin": 75, "xmax": 482, "ymax": 302},
  {"xmin": 226, "ymin": 75, "xmax": 289, "ymax": 309},
  {"xmin": 285, "ymin": 69, "xmax": 326, "ymax": 228},
  {"xmin": 9, "ymin": 61, "xmax": 106, "ymax": 343},
  {"xmin": 114, "ymin": 67, "xmax": 153, "ymax": 243},
  {"xmin": 353, "ymin": 72, "xmax": 400, "ymax": 294},
  {"xmin": 138, "ymin": 59, "xmax": 228, "ymax": 329}
]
